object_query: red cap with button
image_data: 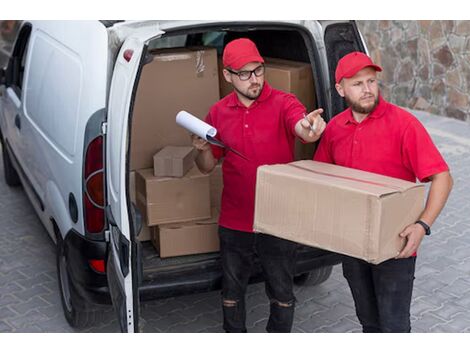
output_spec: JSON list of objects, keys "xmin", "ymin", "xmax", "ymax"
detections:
[
  {"xmin": 335, "ymin": 51, "xmax": 382, "ymax": 84},
  {"xmin": 223, "ymin": 38, "xmax": 264, "ymax": 70}
]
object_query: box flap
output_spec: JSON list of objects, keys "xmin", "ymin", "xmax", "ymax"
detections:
[{"xmin": 289, "ymin": 161, "xmax": 422, "ymax": 196}]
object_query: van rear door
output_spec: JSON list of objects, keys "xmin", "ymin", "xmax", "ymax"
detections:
[
  {"xmin": 106, "ymin": 25, "xmax": 164, "ymax": 333},
  {"xmin": 321, "ymin": 20, "xmax": 366, "ymax": 117}
]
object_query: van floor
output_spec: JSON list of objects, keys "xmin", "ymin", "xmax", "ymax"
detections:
[{"xmin": 140, "ymin": 240, "xmax": 220, "ymax": 280}]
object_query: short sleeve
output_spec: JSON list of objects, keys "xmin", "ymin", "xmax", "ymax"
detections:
[
  {"xmin": 313, "ymin": 125, "xmax": 333, "ymax": 163},
  {"xmin": 402, "ymin": 119, "xmax": 449, "ymax": 182},
  {"xmin": 282, "ymin": 93, "xmax": 307, "ymax": 136}
]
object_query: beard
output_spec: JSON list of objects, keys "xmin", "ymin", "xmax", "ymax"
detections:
[
  {"xmin": 345, "ymin": 94, "xmax": 379, "ymax": 114},
  {"xmin": 234, "ymin": 82, "xmax": 263, "ymax": 101}
]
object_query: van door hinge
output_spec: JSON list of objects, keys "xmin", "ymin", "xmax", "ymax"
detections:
[{"xmin": 101, "ymin": 122, "xmax": 108, "ymax": 135}]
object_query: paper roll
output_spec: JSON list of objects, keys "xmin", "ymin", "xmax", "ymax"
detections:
[{"xmin": 176, "ymin": 111, "xmax": 217, "ymax": 141}]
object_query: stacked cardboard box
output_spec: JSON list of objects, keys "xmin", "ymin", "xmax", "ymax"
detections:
[
  {"xmin": 254, "ymin": 160, "xmax": 426, "ymax": 264},
  {"xmin": 153, "ymin": 146, "xmax": 195, "ymax": 177},
  {"xmin": 135, "ymin": 167, "xmax": 211, "ymax": 226},
  {"xmin": 129, "ymin": 46, "xmax": 222, "ymax": 257},
  {"xmin": 151, "ymin": 210, "xmax": 220, "ymax": 258}
]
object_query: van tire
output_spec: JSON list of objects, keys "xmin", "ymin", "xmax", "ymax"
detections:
[
  {"xmin": 294, "ymin": 265, "xmax": 333, "ymax": 287},
  {"xmin": 56, "ymin": 233, "xmax": 100, "ymax": 329},
  {"xmin": 2, "ymin": 144, "xmax": 21, "ymax": 187}
]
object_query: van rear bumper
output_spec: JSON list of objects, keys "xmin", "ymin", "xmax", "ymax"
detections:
[
  {"xmin": 64, "ymin": 229, "xmax": 341, "ymax": 305},
  {"xmin": 64, "ymin": 229, "xmax": 111, "ymax": 306},
  {"xmin": 139, "ymin": 247, "xmax": 341, "ymax": 301}
]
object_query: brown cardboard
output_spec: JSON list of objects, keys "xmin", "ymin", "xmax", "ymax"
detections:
[
  {"xmin": 130, "ymin": 47, "xmax": 220, "ymax": 170},
  {"xmin": 209, "ymin": 162, "xmax": 223, "ymax": 210},
  {"xmin": 135, "ymin": 166, "xmax": 211, "ymax": 226},
  {"xmin": 264, "ymin": 58, "xmax": 316, "ymax": 161},
  {"xmin": 264, "ymin": 57, "xmax": 315, "ymax": 112},
  {"xmin": 254, "ymin": 160, "xmax": 426, "ymax": 264},
  {"xmin": 151, "ymin": 211, "xmax": 220, "ymax": 258},
  {"xmin": 153, "ymin": 146, "xmax": 195, "ymax": 177},
  {"xmin": 218, "ymin": 57, "xmax": 316, "ymax": 160}
]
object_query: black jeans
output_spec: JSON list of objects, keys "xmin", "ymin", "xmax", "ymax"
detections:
[
  {"xmin": 342, "ymin": 256, "xmax": 416, "ymax": 333},
  {"xmin": 219, "ymin": 226, "xmax": 298, "ymax": 333}
]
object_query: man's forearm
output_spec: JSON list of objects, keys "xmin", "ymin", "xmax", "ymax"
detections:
[
  {"xmin": 195, "ymin": 148, "xmax": 217, "ymax": 174},
  {"xmin": 419, "ymin": 171, "xmax": 453, "ymax": 227}
]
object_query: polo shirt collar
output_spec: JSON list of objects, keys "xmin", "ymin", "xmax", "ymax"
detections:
[
  {"xmin": 227, "ymin": 82, "xmax": 273, "ymax": 108},
  {"xmin": 344, "ymin": 95, "xmax": 388, "ymax": 125}
]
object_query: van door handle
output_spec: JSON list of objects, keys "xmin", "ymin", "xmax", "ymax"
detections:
[{"xmin": 14, "ymin": 114, "xmax": 21, "ymax": 130}]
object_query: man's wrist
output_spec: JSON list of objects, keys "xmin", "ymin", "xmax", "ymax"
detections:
[{"xmin": 415, "ymin": 220, "xmax": 431, "ymax": 236}]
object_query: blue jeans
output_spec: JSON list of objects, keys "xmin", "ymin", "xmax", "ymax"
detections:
[
  {"xmin": 342, "ymin": 256, "xmax": 416, "ymax": 333},
  {"xmin": 219, "ymin": 226, "xmax": 298, "ymax": 333}
]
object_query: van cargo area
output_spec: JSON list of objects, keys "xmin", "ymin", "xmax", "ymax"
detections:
[{"xmin": 128, "ymin": 25, "xmax": 339, "ymax": 300}]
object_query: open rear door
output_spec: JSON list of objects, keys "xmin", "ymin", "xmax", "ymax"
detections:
[
  {"xmin": 321, "ymin": 21, "xmax": 366, "ymax": 117},
  {"xmin": 105, "ymin": 25, "xmax": 164, "ymax": 333}
]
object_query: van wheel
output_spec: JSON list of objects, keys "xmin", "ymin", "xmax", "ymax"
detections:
[
  {"xmin": 2, "ymin": 145, "xmax": 21, "ymax": 187},
  {"xmin": 294, "ymin": 265, "xmax": 333, "ymax": 287},
  {"xmin": 56, "ymin": 234, "xmax": 100, "ymax": 329}
]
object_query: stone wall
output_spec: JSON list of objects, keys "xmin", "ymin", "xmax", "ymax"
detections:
[{"xmin": 357, "ymin": 20, "xmax": 470, "ymax": 122}]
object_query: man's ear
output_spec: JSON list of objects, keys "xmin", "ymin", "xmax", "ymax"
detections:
[
  {"xmin": 335, "ymin": 83, "xmax": 345, "ymax": 97},
  {"xmin": 223, "ymin": 69, "xmax": 233, "ymax": 84}
]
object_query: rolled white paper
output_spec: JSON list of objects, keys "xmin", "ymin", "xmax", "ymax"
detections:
[{"xmin": 176, "ymin": 110, "xmax": 217, "ymax": 141}]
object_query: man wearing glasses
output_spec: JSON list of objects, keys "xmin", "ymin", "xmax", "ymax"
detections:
[{"xmin": 192, "ymin": 38, "xmax": 325, "ymax": 332}]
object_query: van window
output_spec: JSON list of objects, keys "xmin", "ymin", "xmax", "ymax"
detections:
[
  {"xmin": 6, "ymin": 22, "xmax": 30, "ymax": 97},
  {"xmin": 23, "ymin": 30, "xmax": 81, "ymax": 157},
  {"xmin": 0, "ymin": 20, "xmax": 21, "ymax": 69},
  {"xmin": 148, "ymin": 34, "xmax": 187, "ymax": 50}
]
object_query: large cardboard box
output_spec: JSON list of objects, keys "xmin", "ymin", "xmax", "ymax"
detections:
[
  {"xmin": 153, "ymin": 146, "xmax": 195, "ymax": 177},
  {"xmin": 151, "ymin": 211, "xmax": 220, "ymax": 258},
  {"xmin": 254, "ymin": 160, "xmax": 426, "ymax": 264},
  {"xmin": 264, "ymin": 57, "xmax": 315, "ymax": 112},
  {"xmin": 135, "ymin": 167, "xmax": 211, "ymax": 226},
  {"xmin": 130, "ymin": 47, "xmax": 220, "ymax": 170}
]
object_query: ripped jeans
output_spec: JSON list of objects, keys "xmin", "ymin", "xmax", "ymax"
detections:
[{"xmin": 218, "ymin": 226, "xmax": 298, "ymax": 333}]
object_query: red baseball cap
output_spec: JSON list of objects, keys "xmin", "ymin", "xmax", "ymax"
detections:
[
  {"xmin": 335, "ymin": 51, "xmax": 382, "ymax": 83},
  {"xmin": 222, "ymin": 38, "xmax": 264, "ymax": 70}
]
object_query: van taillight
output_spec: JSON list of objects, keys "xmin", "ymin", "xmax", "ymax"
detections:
[
  {"xmin": 123, "ymin": 49, "xmax": 134, "ymax": 62},
  {"xmin": 89, "ymin": 259, "xmax": 106, "ymax": 273},
  {"xmin": 84, "ymin": 136, "xmax": 105, "ymax": 234}
]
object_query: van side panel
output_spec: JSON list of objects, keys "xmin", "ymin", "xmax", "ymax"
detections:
[{"xmin": 20, "ymin": 21, "xmax": 109, "ymax": 238}]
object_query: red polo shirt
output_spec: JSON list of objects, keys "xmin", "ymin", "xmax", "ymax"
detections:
[
  {"xmin": 314, "ymin": 96, "xmax": 449, "ymax": 182},
  {"xmin": 206, "ymin": 83, "xmax": 306, "ymax": 232}
]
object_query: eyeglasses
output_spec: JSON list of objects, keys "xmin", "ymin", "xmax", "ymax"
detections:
[{"xmin": 226, "ymin": 65, "xmax": 265, "ymax": 81}]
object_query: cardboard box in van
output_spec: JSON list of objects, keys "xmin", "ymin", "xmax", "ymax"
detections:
[
  {"xmin": 150, "ymin": 210, "xmax": 220, "ymax": 258},
  {"xmin": 253, "ymin": 160, "xmax": 426, "ymax": 264},
  {"xmin": 130, "ymin": 47, "xmax": 220, "ymax": 170},
  {"xmin": 153, "ymin": 146, "xmax": 195, "ymax": 177},
  {"xmin": 135, "ymin": 166, "xmax": 211, "ymax": 226},
  {"xmin": 264, "ymin": 57, "xmax": 315, "ymax": 112}
]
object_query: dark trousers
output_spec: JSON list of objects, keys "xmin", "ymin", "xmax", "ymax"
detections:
[
  {"xmin": 342, "ymin": 256, "xmax": 416, "ymax": 333},
  {"xmin": 219, "ymin": 226, "xmax": 298, "ymax": 333}
]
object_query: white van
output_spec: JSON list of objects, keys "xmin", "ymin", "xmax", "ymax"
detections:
[{"xmin": 0, "ymin": 20, "xmax": 367, "ymax": 332}]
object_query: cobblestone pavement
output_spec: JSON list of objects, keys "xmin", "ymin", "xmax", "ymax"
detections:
[{"xmin": 0, "ymin": 110, "xmax": 469, "ymax": 333}]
